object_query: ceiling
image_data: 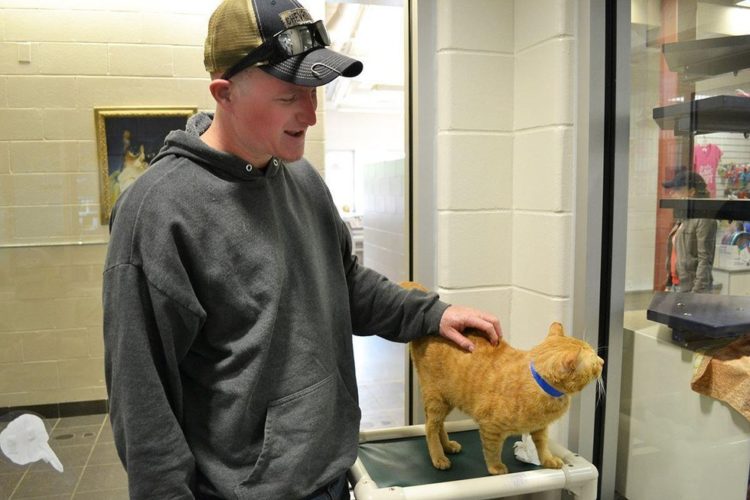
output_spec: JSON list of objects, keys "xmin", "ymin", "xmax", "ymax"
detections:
[{"xmin": 324, "ymin": 1, "xmax": 405, "ymax": 113}]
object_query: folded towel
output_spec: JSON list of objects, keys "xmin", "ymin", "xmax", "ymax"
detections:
[
  {"xmin": 513, "ymin": 433, "xmax": 541, "ymax": 466},
  {"xmin": 691, "ymin": 335, "xmax": 750, "ymax": 423}
]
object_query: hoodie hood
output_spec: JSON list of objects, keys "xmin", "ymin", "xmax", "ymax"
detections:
[{"xmin": 152, "ymin": 112, "xmax": 281, "ymax": 181}]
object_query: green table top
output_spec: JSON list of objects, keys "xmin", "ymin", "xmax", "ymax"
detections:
[{"xmin": 358, "ymin": 430, "xmax": 541, "ymax": 488}]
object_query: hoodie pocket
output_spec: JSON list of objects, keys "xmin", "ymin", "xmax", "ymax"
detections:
[{"xmin": 234, "ymin": 371, "xmax": 361, "ymax": 500}]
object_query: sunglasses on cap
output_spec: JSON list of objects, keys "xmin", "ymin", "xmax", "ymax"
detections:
[{"xmin": 222, "ymin": 20, "xmax": 331, "ymax": 80}]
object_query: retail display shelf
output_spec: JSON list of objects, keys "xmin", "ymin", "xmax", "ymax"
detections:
[
  {"xmin": 647, "ymin": 292, "xmax": 750, "ymax": 347},
  {"xmin": 659, "ymin": 197, "xmax": 750, "ymax": 220},
  {"xmin": 662, "ymin": 34, "xmax": 750, "ymax": 81},
  {"xmin": 652, "ymin": 95, "xmax": 750, "ymax": 135}
]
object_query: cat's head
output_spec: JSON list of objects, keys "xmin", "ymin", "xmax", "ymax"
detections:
[{"xmin": 530, "ymin": 322, "xmax": 604, "ymax": 395}]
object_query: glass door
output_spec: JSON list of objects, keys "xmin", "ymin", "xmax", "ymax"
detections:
[
  {"xmin": 614, "ymin": 1, "xmax": 750, "ymax": 498},
  {"xmin": 323, "ymin": 0, "xmax": 410, "ymax": 430}
]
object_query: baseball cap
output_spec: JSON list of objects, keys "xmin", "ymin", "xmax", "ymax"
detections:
[
  {"xmin": 204, "ymin": 0, "xmax": 363, "ymax": 87},
  {"xmin": 662, "ymin": 167, "xmax": 707, "ymax": 190}
]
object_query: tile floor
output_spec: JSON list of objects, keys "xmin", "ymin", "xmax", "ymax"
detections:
[
  {"xmin": 0, "ymin": 414, "xmax": 126, "ymax": 499},
  {"xmin": 0, "ymin": 336, "xmax": 409, "ymax": 499},
  {"xmin": 353, "ymin": 335, "xmax": 408, "ymax": 430}
]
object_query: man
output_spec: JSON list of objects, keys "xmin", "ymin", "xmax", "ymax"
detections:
[
  {"xmin": 662, "ymin": 168, "xmax": 717, "ymax": 293},
  {"xmin": 103, "ymin": 1, "xmax": 502, "ymax": 498}
]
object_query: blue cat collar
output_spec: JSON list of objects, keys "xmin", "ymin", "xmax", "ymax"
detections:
[{"xmin": 530, "ymin": 362, "xmax": 565, "ymax": 398}]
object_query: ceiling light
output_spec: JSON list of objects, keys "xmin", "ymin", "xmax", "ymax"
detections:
[{"xmin": 737, "ymin": 0, "xmax": 750, "ymax": 7}]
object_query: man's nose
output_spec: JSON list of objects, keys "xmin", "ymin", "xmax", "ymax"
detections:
[{"xmin": 299, "ymin": 92, "xmax": 317, "ymax": 126}]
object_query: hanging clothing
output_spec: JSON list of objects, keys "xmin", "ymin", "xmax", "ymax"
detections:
[
  {"xmin": 670, "ymin": 228, "xmax": 681, "ymax": 286},
  {"xmin": 693, "ymin": 143, "xmax": 723, "ymax": 197},
  {"xmin": 665, "ymin": 218, "xmax": 717, "ymax": 293}
]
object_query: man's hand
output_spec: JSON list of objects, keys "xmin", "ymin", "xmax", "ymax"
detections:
[{"xmin": 439, "ymin": 305, "xmax": 502, "ymax": 352}]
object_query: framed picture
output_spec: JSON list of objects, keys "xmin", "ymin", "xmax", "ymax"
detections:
[{"xmin": 95, "ymin": 107, "xmax": 197, "ymax": 224}]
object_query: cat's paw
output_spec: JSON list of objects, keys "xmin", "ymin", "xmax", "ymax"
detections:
[
  {"xmin": 541, "ymin": 456, "xmax": 565, "ymax": 469},
  {"xmin": 444, "ymin": 440, "xmax": 462, "ymax": 454},
  {"xmin": 487, "ymin": 463, "xmax": 508, "ymax": 475},
  {"xmin": 432, "ymin": 456, "xmax": 452, "ymax": 470}
]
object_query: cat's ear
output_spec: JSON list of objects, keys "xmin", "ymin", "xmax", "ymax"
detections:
[{"xmin": 548, "ymin": 322, "xmax": 565, "ymax": 337}]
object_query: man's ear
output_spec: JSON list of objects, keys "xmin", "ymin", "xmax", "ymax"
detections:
[{"xmin": 208, "ymin": 79, "xmax": 232, "ymax": 106}]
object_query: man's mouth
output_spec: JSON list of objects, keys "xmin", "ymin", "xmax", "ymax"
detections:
[{"xmin": 285, "ymin": 130, "xmax": 304, "ymax": 138}]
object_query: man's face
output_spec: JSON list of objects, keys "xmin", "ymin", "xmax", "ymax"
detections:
[{"xmin": 226, "ymin": 68, "xmax": 318, "ymax": 165}]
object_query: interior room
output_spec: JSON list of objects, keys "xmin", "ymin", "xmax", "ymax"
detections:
[{"xmin": 1, "ymin": 0, "xmax": 749, "ymax": 499}]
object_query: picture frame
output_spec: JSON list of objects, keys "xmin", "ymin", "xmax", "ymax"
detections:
[{"xmin": 95, "ymin": 106, "xmax": 197, "ymax": 224}]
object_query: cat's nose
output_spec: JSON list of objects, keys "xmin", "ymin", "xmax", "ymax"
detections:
[{"xmin": 597, "ymin": 357, "xmax": 604, "ymax": 366}]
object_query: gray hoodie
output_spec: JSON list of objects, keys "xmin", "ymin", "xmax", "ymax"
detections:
[{"xmin": 103, "ymin": 113, "xmax": 448, "ymax": 499}]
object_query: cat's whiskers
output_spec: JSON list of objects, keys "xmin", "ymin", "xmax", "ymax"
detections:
[
  {"xmin": 582, "ymin": 329, "xmax": 592, "ymax": 343},
  {"xmin": 595, "ymin": 376, "xmax": 606, "ymax": 405}
]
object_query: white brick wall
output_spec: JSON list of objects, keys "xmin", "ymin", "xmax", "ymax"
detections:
[
  {"xmin": 363, "ymin": 158, "xmax": 407, "ymax": 283},
  {"xmin": 7, "ymin": 76, "xmax": 77, "ymax": 108},
  {"xmin": 0, "ymin": 109, "xmax": 44, "ymax": 140},
  {"xmin": 43, "ymin": 109, "xmax": 95, "ymax": 141},
  {"xmin": 436, "ymin": 0, "xmax": 514, "ymax": 52},
  {"xmin": 434, "ymin": 0, "xmax": 514, "ymax": 314},
  {"xmin": 437, "ymin": 211, "xmax": 512, "ymax": 288},
  {"xmin": 0, "ymin": 142, "xmax": 9, "ymax": 174},
  {"xmin": 514, "ymin": 0, "xmax": 574, "ymax": 51},
  {"xmin": 509, "ymin": 288, "xmax": 572, "ymax": 349},
  {"xmin": 39, "ymin": 44, "xmax": 110, "ymax": 75},
  {"xmin": 173, "ymin": 46, "xmax": 208, "ymax": 78},
  {"xmin": 0, "ymin": 1, "xmax": 326, "ymax": 246},
  {"xmin": 512, "ymin": 212, "xmax": 573, "ymax": 296},
  {"xmin": 108, "ymin": 45, "xmax": 175, "ymax": 77},
  {"xmin": 514, "ymin": 38, "xmax": 574, "ymax": 130},
  {"xmin": 0, "ymin": 42, "xmax": 40, "ymax": 75},
  {"xmin": 437, "ymin": 133, "xmax": 512, "ymax": 210},
  {"xmin": 513, "ymin": 127, "xmax": 573, "ymax": 212},
  {"xmin": 437, "ymin": 52, "xmax": 514, "ymax": 132},
  {"xmin": 432, "ymin": 0, "xmax": 577, "ymax": 341},
  {"xmin": 0, "ymin": 75, "xmax": 6, "ymax": 106},
  {"xmin": 9, "ymin": 141, "xmax": 87, "ymax": 173}
]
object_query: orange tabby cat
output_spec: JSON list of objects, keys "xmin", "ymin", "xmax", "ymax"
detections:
[{"xmin": 408, "ymin": 287, "xmax": 603, "ymax": 475}]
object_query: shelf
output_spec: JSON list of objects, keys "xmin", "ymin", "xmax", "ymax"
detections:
[
  {"xmin": 652, "ymin": 95, "xmax": 750, "ymax": 135},
  {"xmin": 663, "ymin": 34, "xmax": 750, "ymax": 81},
  {"xmin": 647, "ymin": 292, "xmax": 750, "ymax": 347},
  {"xmin": 659, "ymin": 198, "xmax": 750, "ymax": 220}
]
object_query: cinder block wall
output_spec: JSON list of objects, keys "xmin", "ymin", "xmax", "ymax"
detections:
[
  {"xmin": 434, "ymin": 0, "xmax": 577, "ymax": 349},
  {"xmin": 434, "ymin": 0, "xmax": 515, "ymax": 336},
  {"xmin": 0, "ymin": 0, "xmax": 326, "ymax": 408},
  {"xmin": 511, "ymin": 0, "xmax": 575, "ymax": 348}
]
